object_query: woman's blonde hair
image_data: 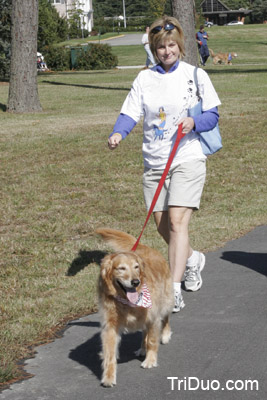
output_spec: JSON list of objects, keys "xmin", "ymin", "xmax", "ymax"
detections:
[{"xmin": 149, "ymin": 16, "xmax": 185, "ymax": 63}]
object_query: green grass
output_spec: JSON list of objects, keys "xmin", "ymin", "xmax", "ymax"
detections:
[
  {"xmin": 112, "ymin": 45, "xmax": 146, "ymax": 66},
  {"xmin": 206, "ymin": 24, "xmax": 267, "ymax": 65},
  {"xmin": 56, "ymin": 24, "xmax": 267, "ymax": 66},
  {"xmin": 0, "ymin": 25, "xmax": 267, "ymax": 386}
]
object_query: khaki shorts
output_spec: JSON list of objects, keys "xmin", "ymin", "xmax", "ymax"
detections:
[{"xmin": 143, "ymin": 159, "xmax": 206, "ymax": 212}]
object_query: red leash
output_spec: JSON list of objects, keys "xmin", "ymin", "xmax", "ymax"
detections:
[{"xmin": 131, "ymin": 123, "xmax": 185, "ymax": 251}]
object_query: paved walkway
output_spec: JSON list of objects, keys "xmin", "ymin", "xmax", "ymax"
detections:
[
  {"xmin": 1, "ymin": 226, "xmax": 266, "ymax": 400},
  {"xmin": 90, "ymin": 33, "xmax": 143, "ymax": 46}
]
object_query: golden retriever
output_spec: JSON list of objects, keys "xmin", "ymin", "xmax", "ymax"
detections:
[
  {"xmin": 210, "ymin": 48, "xmax": 237, "ymax": 65},
  {"xmin": 96, "ymin": 228, "xmax": 174, "ymax": 387}
]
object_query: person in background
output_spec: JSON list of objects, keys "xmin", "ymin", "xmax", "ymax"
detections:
[
  {"xmin": 142, "ymin": 26, "xmax": 156, "ymax": 68},
  {"xmin": 108, "ymin": 16, "xmax": 221, "ymax": 312},
  {"xmin": 196, "ymin": 25, "xmax": 210, "ymax": 66}
]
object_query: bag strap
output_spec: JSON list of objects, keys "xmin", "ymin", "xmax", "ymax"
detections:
[{"xmin": 193, "ymin": 67, "xmax": 201, "ymax": 101}]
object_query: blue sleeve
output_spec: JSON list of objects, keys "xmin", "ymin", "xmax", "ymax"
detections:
[
  {"xmin": 193, "ymin": 107, "xmax": 219, "ymax": 133},
  {"xmin": 109, "ymin": 113, "xmax": 137, "ymax": 139}
]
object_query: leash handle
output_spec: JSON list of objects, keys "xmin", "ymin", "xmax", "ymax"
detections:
[{"xmin": 131, "ymin": 123, "xmax": 185, "ymax": 251}]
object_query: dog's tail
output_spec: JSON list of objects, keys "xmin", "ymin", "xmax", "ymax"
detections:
[
  {"xmin": 209, "ymin": 48, "xmax": 215, "ymax": 58},
  {"xmin": 95, "ymin": 228, "xmax": 137, "ymax": 252}
]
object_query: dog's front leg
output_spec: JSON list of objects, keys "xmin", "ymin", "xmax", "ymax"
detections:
[
  {"xmin": 141, "ymin": 321, "xmax": 161, "ymax": 368},
  {"xmin": 101, "ymin": 324, "xmax": 120, "ymax": 387}
]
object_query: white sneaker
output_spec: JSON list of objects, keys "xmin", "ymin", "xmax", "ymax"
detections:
[
  {"xmin": 173, "ymin": 291, "xmax": 185, "ymax": 313},
  {"xmin": 184, "ymin": 252, "xmax": 205, "ymax": 291}
]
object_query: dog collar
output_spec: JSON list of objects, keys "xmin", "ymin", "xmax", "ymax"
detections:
[{"xmin": 115, "ymin": 283, "xmax": 152, "ymax": 308}]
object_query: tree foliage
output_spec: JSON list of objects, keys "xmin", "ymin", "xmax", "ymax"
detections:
[
  {"xmin": 250, "ymin": 0, "xmax": 267, "ymax": 22},
  {"xmin": 223, "ymin": 0, "xmax": 250, "ymax": 8},
  {"xmin": 0, "ymin": 0, "xmax": 11, "ymax": 78},
  {"xmin": 92, "ymin": 0, "xmax": 173, "ymax": 33},
  {"xmin": 148, "ymin": 0, "xmax": 167, "ymax": 18},
  {"xmin": 92, "ymin": 0, "xmax": 266, "ymax": 20},
  {"xmin": 92, "ymin": 0, "xmax": 172, "ymax": 18},
  {"xmin": 38, "ymin": 0, "xmax": 68, "ymax": 52}
]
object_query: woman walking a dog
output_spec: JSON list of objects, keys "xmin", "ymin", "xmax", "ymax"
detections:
[
  {"xmin": 196, "ymin": 25, "xmax": 210, "ymax": 66},
  {"xmin": 108, "ymin": 16, "xmax": 221, "ymax": 312}
]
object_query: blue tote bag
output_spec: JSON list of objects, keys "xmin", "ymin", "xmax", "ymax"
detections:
[{"xmin": 188, "ymin": 68, "xmax": 222, "ymax": 156}]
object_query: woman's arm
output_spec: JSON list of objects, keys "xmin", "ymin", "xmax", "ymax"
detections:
[{"xmin": 108, "ymin": 113, "xmax": 137, "ymax": 150}]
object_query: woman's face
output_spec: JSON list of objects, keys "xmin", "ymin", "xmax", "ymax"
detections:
[{"xmin": 156, "ymin": 38, "xmax": 180, "ymax": 72}]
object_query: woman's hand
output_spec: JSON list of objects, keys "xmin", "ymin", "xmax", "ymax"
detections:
[
  {"xmin": 108, "ymin": 133, "xmax": 122, "ymax": 150},
  {"xmin": 179, "ymin": 117, "xmax": 195, "ymax": 134}
]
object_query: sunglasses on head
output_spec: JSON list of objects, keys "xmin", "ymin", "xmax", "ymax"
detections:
[{"xmin": 151, "ymin": 23, "xmax": 176, "ymax": 34}]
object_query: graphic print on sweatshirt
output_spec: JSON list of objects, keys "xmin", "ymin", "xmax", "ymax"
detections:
[
  {"xmin": 152, "ymin": 78, "xmax": 195, "ymax": 141},
  {"xmin": 153, "ymin": 107, "xmax": 167, "ymax": 140}
]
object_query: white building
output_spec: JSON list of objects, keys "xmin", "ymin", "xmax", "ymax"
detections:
[{"xmin": 51, "ymin": 0, "xmax": 94, "ymax": 33}]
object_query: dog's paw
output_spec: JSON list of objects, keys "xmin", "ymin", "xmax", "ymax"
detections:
[
  {"xmin": 135, "ymin": 348, "xmax": 146, "ymax": 357},
  {"xmin": 161, "ymin": 330, "xmax": 172, "ymax": 345},
  {"xmin": 101, "ymin": 366, "xmax": 116, "ymax": 388},
  {"xmin": 141, "ymin": 356, "xmax": 158, "ymax": 369},
  {"xmin": 101, "ymin": 377, "xmax": 116, "ymax": 388}
]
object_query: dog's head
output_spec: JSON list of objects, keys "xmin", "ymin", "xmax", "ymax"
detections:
[
  {"xmin": 231, "ymin": 52, "xmax": 238, "ymax": 58},
  {"xmin": 99, "ymin": 252, "xmax": 145, "ymax": 301}
]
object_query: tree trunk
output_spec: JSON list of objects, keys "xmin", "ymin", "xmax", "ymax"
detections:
[
  {"xmin": 171, "ymin": 0, "xmax": 198, "ymax": 66},
  {"xmin": 7, "ymin": 0, "xmax": 42, "ymax": 113}
]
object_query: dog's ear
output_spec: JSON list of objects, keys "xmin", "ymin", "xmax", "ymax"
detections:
[{"xmin": 100, "ymin": 254, "xmax": 117, "ymax": 296}]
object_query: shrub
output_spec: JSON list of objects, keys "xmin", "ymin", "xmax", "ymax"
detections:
[
  {"xmin": 43, "ymin": 45, "xmax": 71, "ymax": 71},
  {"xmin": 92, "ymin": 25, "xmax": 108, "ymax": 35},
  {"xmin": 75, "ymin": 43, "xmax": 118, "ymax": 70}
]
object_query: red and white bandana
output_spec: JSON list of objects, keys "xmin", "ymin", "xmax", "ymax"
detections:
[{"xmin": 115, "ymin": 283, "xmax": 152, "ymax": 308}]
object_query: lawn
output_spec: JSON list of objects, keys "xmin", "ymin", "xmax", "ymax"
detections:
[
  {"xmin": 110, "ymin": 24, "xmax": 267, "ymax": 66},
  {"xmin": 0, "ymin": 24, "xmax": 266, "ymax": 386}
]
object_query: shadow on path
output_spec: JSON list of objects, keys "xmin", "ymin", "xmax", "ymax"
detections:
[
  {"xmin": 69, "ymin": 327, "xmax": 142, "ymax": 382},
  {"xmin": 221, "ymin": 251, "xmax": 267, "ymax": 277}
]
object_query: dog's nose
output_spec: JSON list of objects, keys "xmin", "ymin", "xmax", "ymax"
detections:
[{"xmin": 131, "ymin": 279, "xmax": 140, "ymax": 288}]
